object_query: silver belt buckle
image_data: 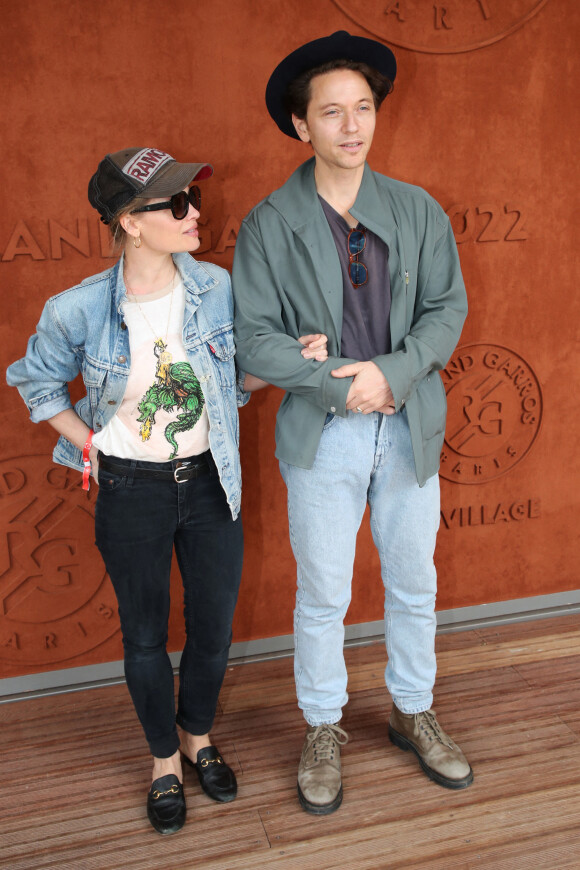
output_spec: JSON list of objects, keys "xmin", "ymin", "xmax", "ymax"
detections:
[{"xmin": 174, "ymin": 462, "xmax": 190, "ymax": 484}]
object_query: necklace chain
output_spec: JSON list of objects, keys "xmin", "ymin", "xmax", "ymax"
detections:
[{"xmin": 124, "ymin": 268, "xmax": 177, "ymax": 344}]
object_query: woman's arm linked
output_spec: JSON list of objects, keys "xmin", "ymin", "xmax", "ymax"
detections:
[{"xmin": 242, "ymin": 332, "xmax": 329, "ymax": 392}]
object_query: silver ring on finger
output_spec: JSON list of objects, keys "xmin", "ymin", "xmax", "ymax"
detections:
[{"xmin": 356, "ymin": 406, "xmax": 363, "ymax": 413}]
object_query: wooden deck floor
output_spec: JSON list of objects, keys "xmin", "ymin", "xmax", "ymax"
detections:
[{"xmin": 1, "ymin": 614, "xmax": 580, "ymax": 869}]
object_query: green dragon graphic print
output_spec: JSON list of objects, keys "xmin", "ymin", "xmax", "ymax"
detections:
[{"xmin": 137, "ymin": 339, "xmax": 204, "ymax": 459}]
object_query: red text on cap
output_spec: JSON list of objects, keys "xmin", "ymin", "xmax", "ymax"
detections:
[{"xmin": 121, "ymin": 148, "xmax": 173, "ymax": 183}]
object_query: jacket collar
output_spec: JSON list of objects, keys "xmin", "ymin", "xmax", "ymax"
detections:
[
  {"xmin": 351, "ymin": 164, "xmax": 400, "ymax": 251},
  {"xmin": 267, "ymin": 157, "xmax": 320, "ymax": 230},
  {"xmin": 112, "ymin": 251, "xmax": 217, "ymax": 314},
  {"xmin": 267, "ymin": 158, "xmax": 399, "ymax": 245}
]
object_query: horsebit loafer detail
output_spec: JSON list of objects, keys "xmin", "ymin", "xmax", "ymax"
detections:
[
  {"xmin": 388, "ymin": 706, "xmax": 474, "ymax": 790},
  {"xmin": 297, "ymin": 722, "xmax": 349, "ymax": 815},
  {"xmin": 146, "ymin": 774, "xmax": 186, "ymax": 835},
  {"xmin": 183, "ymin": 746, "xmax": 238, "ymax": 802}
]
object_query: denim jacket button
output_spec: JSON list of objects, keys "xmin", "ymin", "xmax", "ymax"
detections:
[
  {"xmin": 117, "ymin": 355, "xmax": 127, "ymax": 363},
  {"xmin": 108, "ymin": 400, "xmax": 117, "ymax": 405}
]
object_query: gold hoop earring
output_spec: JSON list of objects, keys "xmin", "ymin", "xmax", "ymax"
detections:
[{"xmin": 134, "ymin": 233, "xmax": 142, "ymax": 249}]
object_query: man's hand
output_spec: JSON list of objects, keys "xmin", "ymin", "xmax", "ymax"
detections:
[
  {"xmin": 299, "ymin": 333, "xmax": 328, "ymax": 361},
  {"xmin": 376, "ymin": 401, "xmax": 397, "ymax": 416},
  {"xmin": 331, "ymin": 360, "xmax": 395, "ymax": 414}
]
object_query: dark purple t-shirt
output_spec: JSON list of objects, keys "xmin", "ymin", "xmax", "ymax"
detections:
[{"xmin": 319, "ymin": 196, "xmax": 391, "ymax": 360}]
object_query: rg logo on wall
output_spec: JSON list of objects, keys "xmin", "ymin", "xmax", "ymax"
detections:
[
  {"xmin": 0, "ymin": 456, "xmax": 119, "ymax": 670},
  {"xmin": 331, "ymin": 0, "xmax": 550, "ymax": 54},
  {"xmin": 440, "ymin": 344, "xmax": 542, "ymax": 484}
]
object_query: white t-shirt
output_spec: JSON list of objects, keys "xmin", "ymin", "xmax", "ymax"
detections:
[{"xmin": 93, "ymin": 279, "xmax": 210, "ymax": 461}]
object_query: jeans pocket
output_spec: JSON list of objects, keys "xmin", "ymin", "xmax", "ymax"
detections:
[
  {"xmin": 97, "ymin": 468, "xmax": 127, "ymax": 492},
  {"xmin": 322, "ymin": 412, "xmax": 337, "ymax": 430}
]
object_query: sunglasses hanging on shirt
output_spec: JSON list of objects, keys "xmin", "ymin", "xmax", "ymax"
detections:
[{"xmin": 347, "ymin": 227, "xmax": 368, "ymax": 288}]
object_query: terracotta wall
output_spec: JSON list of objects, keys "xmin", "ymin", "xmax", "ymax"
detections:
[{"xmin": 1, "ymin": 0, "xmax": 578, "ymax": 679}]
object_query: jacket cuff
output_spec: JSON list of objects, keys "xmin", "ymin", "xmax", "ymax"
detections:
[
  {"xmin": 371, "ymin": 355, "xmax": 410, "ymax": 411},
  {"xmin": 322, "ymin": 373, "xmax": 352, "ymax": 416},
  {"xmin": 28, "ymin": 388, "xmax": 73, "ymax": 423},
  {"xmin": 236, "ymin": 368, "xmax": 251, "ymax": 407}
]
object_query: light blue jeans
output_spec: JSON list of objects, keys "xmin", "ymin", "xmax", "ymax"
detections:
[{"xmin": 279, "ymin": 409, "xmax": 439, "ymax": 726}]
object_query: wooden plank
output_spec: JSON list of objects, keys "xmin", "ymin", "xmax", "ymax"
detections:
[
  {"xmin": 559, "ymin": 710, "xmax": 580, "ymax": 737},
  {"xmin": 2, "ymin": 808, "xmax": 270, "ymax": 870},
  {"xmin": 514, "ymin": 655, "xmax": 580, "ymax": 688},
  {"xmin": 436, "ymin": 629, "xmax": 580, "ymax": 677},
  {"xmin": 184, "ymin": 784, "xmax": 580, "ymax": 869},
  {"xmin": 1, "ymin": 615, "xmax": 579, "ymax": 869},
  {"xmin": 475, "ymin": 614, "xmax": 580, "ymax": 643}
]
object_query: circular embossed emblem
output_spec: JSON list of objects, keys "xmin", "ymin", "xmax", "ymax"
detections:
[
  {"xmin": 440, "ymin": 344, "xmax": 542, "ymax": 484},
  {"xmin": 0, "ymin": 456, "xmax": 119, "ymax": 667},
  {"xmin": 331, "ymin": 0, "xmax": 550, "ymax": 55}
]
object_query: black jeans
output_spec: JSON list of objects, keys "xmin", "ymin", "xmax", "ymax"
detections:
[{"xmin": 94, "ymin": 452, "xmax": 243, "ymax": 758}]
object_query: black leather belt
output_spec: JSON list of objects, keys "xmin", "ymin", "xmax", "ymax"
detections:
[{"xmin": 98, "ymin": 451, "xmax": 211, "ymax": 483}]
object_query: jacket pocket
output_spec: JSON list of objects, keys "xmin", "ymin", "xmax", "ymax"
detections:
[
  {"xmin": 416, "ymin": 373, "xmax": 447, "ymax": 441},
  {"xmin": 206, "ymin": 326, "xmax": 236, "ymax": 388},
  {"xmin": 81, "ymin": 357, "xmax": 107, "ymax": 416}
]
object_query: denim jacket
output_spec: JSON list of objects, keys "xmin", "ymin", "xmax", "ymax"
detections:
[{"xmin": 6, "ymin": 252, "xmax": 248, "ymax": 519}]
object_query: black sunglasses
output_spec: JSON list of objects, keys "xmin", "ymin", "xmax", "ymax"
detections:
[
  {"xmin": 347, "ymin": 227, "xmax": 368, "ymax": 288},
  {"xmin": 132, "ymin": 186, "xmax": 201, "ymax": 220}
]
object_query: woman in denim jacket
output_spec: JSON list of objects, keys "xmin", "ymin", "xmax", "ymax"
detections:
[{"xmin": 6, "ymin": 147, "xmax": 326, "ymax": 834}]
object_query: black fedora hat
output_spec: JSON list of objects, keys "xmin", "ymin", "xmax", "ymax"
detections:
[{"xmin": 266, "ymin": 31, "xmax": 397, "ymax": 139}]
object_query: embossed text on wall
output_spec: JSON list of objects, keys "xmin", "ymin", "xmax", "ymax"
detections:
[
  {"xmin": 440, "ymin": 344, "xmax": 543, "ymax": 484},
  {"xmin": 0, "ymin": 456, "xmax": 119, "ymax": 667},
  {"xmin": 331, "ymin": 0, "xmax": 551, "ymax": 54},
  {"xmin": 1, "ymin": 216, "xmax": 241, "ymax": 263}
]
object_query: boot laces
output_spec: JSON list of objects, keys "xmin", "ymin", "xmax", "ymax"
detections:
[
  {"xmin": 308, "ymin": 723, "xmax": 349, "ymax": 761},
  {"xmin": 418, "ymin": 710, "xmax": 454, "ymax": 748}
]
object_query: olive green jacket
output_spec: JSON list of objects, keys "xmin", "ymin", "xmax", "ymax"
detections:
[{"xmin": 232, "ymin": 158, "xmax": 467, "ymax": 485}]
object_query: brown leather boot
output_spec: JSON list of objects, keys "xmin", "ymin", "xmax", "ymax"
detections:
[
  {"xmin": 389, "ymin": 706, "xmax": 473, "ymax": 789},
  {"xmin": 297, "ymin": 723, "xmax": 349, "ymax": 814}
]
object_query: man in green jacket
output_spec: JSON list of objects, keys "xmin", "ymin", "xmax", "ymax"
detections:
[{"xmin": 233, "ymin": 31, "xmax": 472, "ymax": 815}]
